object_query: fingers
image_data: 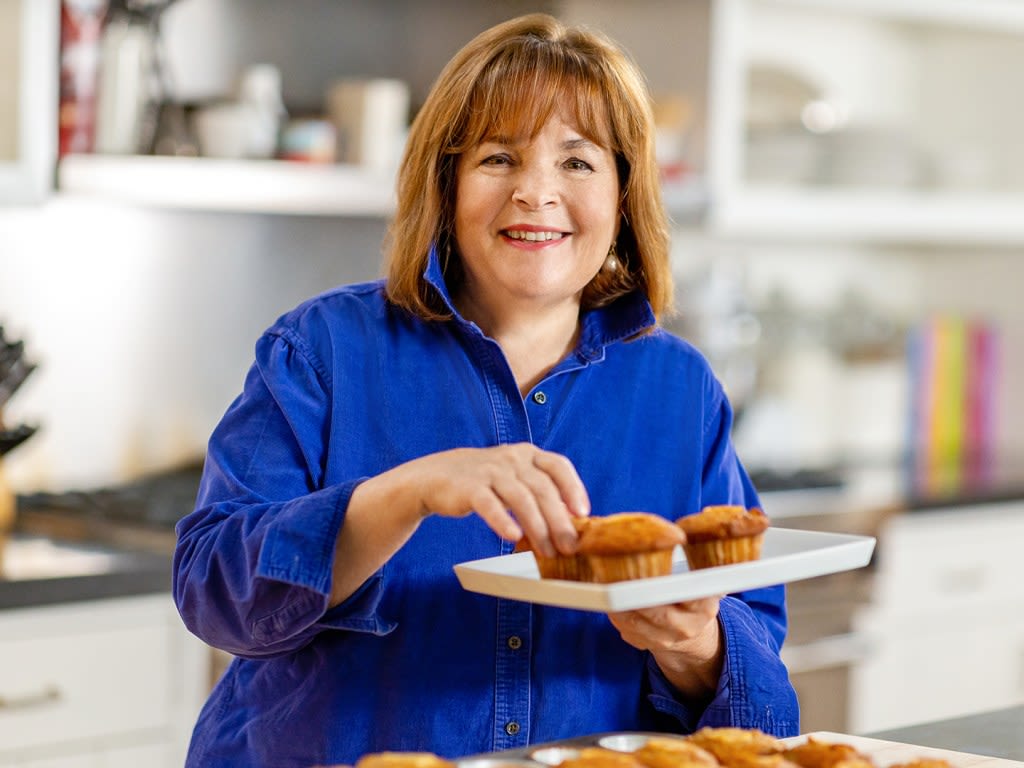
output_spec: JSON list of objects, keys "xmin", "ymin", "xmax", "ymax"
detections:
[
  {"xmin": 417, "ymin": 444, "xmax": 590, "ymax": 556},
  {"xmin": 608, "ymin": 597, "xmax": 722, "ymax": 651},
  {"xmin": 491, "ymin": 446, "xmax": 589, "ymax": 557}
]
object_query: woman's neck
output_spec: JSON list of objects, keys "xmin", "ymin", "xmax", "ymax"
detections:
[{"xmin": 455, "ymin": 293, "xmax": 581, "ymax": 396}]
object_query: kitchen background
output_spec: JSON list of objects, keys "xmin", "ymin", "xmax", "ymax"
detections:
[{"xmin": 1, "ymin": 0, "xmax": 1023, "ymax": 766}]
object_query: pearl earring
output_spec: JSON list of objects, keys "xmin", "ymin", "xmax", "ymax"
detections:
[{"xmin": 603, "ymin": 242, "xmax": 620, "ymax": 273}]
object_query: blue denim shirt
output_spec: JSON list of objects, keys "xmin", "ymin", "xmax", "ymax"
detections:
[{"xmin": 173, "ymin": 253, "xmax": 799, "ymax": 768}]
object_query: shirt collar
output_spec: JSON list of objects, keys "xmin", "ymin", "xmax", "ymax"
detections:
[{"xmin": 422, "ymin": 243, "xmax": 657, "ymax": 359}]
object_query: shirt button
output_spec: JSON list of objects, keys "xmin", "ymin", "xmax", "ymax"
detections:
[
  {"xmin": 507, "ymin": 635, "xmax": 522, "ymax": 650},
  {"xmin": 505, "ymin": 721, "xmax": 521, "ymax": 736},
  {"xmin": 532, "ymin": 391, "xmax": 547, "ymax": 405}
]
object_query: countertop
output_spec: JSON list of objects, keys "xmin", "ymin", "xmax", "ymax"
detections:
[
  {"xmin": 0, "ymin": 533, "xmax": 172, "ymax": 611},
  {"xmin": 865, "ymin": 705, "xmax": 1024, "ymax": 762}
]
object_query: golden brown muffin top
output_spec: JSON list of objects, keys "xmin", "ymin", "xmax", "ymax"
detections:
[
  {"xmin": 355, "ymin": 753, "xmax": 455, "ymax": 768},
  {"xmin": 576, "ymin": 512, "xmax": 686, "ymax": 556},
  {"xmin": 633, "ymin": 737, "xmax": 720, "ymax": 768},
  {"xmin": 559, "ymin": 747, "xmax": 645, "ymax": 768},
  {"xmin": 675, "ymin": 506, "xmax": 769, "ymax": 543},
  {"xmin": 686, "ymin": 727, "xmax": 784, "ymax": 762},
  {"xmin": 783, "ymin": 737, "xmax": 873, "ymax": 768}
]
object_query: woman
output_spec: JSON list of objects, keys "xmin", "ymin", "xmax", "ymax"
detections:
[{"xmin": 173, "ymin": 13, "xmax": 798, "ymax": 768}]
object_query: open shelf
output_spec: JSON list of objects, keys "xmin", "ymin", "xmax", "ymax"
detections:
[{"xmin": 57, "ymin": 154, "xmax": 398, "ymax": 216}]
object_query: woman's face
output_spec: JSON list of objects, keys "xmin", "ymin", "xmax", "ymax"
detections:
[{"xmin": 453, "ymin": 112, "xmax": 621, "ymax": 318}]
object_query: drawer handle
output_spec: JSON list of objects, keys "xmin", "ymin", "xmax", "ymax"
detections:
[{"xmin": 0, "ymin": 685, "xmax": 61, "ymax": 712}]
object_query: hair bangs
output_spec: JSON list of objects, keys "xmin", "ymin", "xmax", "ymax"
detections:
[{"xmin": 453, "ymin": 41, "xmax": 616, "ymax": 154}]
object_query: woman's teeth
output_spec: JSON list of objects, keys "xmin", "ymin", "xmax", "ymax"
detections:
[{"xmin": 504, "ymin": 230, "xmax": 563, "ymax": 241}]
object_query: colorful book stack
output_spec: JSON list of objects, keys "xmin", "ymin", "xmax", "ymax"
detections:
[{"xmin": 906, "ymin": 315, "xmax": 999, "ymax": 497}]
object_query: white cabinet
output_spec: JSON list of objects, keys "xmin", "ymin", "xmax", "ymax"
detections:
[
  {"xmin": 0, "ymin": 594, "xmax": 209, "ymax": 767},
  {"xmin": 705, "ymin": 0, "xmax": 1024, "ymax": 243},
  {"xmin": 849, "ymin": 502, "xmax": 1024, "ymax": 733},
  {"xmin": 0, "ymin": 0, "xmax": 59, "ymax": 204}
]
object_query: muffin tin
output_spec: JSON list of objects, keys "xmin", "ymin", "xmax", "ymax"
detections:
[{"xmin": 457, "ymin": 732, "xmax": 688, "ymax": 767}]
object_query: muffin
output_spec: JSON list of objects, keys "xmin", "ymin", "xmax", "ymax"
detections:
[
  {"xmin": 633, "ymin": 737, "xmax": 720, "ymax": 768},
  {"xmin": 515, "ymin": 515, "xmax": 594, "ymax": 581},
  {"xmin": 576, "ymin": 511, "xmax": 685, "ymax": 583},
  {"xmin": 354, "ymin": 753, "xmax": 455, "ymax": 768},
  {"xmin": 675, "ymin": 505, "xmax": 769, "ymax": 570},
  {"xmin": 783, "ymin": 737, "xmax": 873, "ymax": 768},
  {"xmin": 685, "ymin": 726, "xmax": 784, "ymax": 766}
]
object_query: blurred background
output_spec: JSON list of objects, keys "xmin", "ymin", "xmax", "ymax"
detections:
[{"xmin": 0, "ymin": 0, "xmax": 1022, "ymax": 765}]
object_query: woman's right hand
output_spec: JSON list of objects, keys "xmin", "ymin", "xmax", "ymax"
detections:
[
  {"xmin": 389, "ymin": 443, "xmax": 591, "ymax": 557},
  {"xmin": 330, "ymin": 443, "xmax": 589, "ymax": 607}
]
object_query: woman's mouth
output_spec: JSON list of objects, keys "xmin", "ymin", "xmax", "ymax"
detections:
[{"xmin": 502, "ymin": 229, "xmax": 567, "ymax": 242}]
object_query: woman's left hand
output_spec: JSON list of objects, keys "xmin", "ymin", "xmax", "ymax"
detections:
[{"xmin": 608, "ymin": 596, "xmax": 725, "ymax": 700}]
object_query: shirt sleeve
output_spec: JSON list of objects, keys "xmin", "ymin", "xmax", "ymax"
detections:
[
  {"xmin": 643, "ymin": 376, "xmax": 800, "ymax": 737},
  {"xmin": 173, "ymin": 329, "xmax": 394, "ymax": 659}
]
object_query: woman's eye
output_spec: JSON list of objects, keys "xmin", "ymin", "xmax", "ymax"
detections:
[
  {"xmin": 565, "ymin": 158, "xmax": 594, "ymax": 172},
  {"xmin": 482, "ymin": 153, "xmax": 512, "ymax": 166}
]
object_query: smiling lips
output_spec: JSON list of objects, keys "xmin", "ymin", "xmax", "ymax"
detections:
[{"xmin": 502, "ymin": 228, "xmax": 567, "ymax": 243}]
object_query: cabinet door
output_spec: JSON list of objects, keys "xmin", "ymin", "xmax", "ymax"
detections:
[
  {"xmin": 0, "ymin": 595, "xmax": 205, "ymax": 761},
  {"xmin": 0, "ymin": 0, "xmax": 59, "ymax": 204},
  {"xmin": 850, "ymin": 608, "xmax": 1024, "ymax": 733},
  {"xmin": 706, "ymin": 0, "xmax": 1024, "ymax": 242}
]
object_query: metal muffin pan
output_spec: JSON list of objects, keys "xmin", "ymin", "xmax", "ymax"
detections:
[
  {"xmin": 458, "ymin": 732, "xmax": 689, "ymax": 767},
  {"xmin": 596, "ymin": 733, "xmax": 688, "ymax": 752}
]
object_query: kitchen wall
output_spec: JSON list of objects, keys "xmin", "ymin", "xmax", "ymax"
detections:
[{"xmin": 0, "ymin": 201, "xmax": 386, "ymax": 490}]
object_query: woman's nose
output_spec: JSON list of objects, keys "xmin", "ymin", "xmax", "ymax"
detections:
[{"xmin": 511, "ymin": 165, "xmax": 559, "ymax": 209}]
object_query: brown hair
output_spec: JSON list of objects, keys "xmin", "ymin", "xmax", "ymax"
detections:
[{"xmin": 383, "ymin": 13, "xmax": 673, "ymax": 325}]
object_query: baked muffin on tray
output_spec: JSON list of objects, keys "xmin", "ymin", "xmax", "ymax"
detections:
[
  {"xmin": 685, "ymin": 726, "xmax": 785, "ymax": 765},
  {"xmin": 575, "ymin": 512, "xmax": 686, "ymax": 583},
  {"xmin": 633, "ymin": 737, "xmax": 720, "ymax": 768},
  {"xmin": 675, "ymin": 505, "xmax": 770, "ymax": 570},
  {"xmin": 783, "ymin": 737, "xmax": 873, "ymax": 768},
  {"xmin": 354, "ymin": 753, "xmax": 455, "ymax": 768}
]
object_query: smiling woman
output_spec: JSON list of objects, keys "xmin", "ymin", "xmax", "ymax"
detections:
[
  {"xmin": 385, "ymin": 13, "xmax": 672, "ymax": 324},
  {"xmin": 172, "ymin": 13, "xmax": 798, "ymax": 768}
]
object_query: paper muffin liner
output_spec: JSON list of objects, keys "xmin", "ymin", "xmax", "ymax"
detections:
[
  {"xmin": 585, "ymin": 549, "xmax": 675, "ymax": 583},
  {"xmin": 535, "ymin": 554, "xmax": 592, "ymax": 582},
  {"xmin": 682, "ymin": 533, "xmax": 764, "ymax": 570}
]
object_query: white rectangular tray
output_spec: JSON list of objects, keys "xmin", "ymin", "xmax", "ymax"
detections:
[{"xmin": 454, "ymin": 527, "xmax": 876, "ymax": 612}]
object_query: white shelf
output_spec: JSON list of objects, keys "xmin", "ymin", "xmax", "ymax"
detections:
[
  {"xmin": 57, "ymin": 154, "xmax": 398, "ymax": 216},
  {"xmin": 57, "ymin": 153, "xmax": 711, "ymax": 221},
  {"xmin": 708, "ymin": 187, "xmax": 1024, "ymax": 245}
]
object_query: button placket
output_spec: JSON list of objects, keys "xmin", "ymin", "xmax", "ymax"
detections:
[{"xmin": 532, "ymin": 391, "xmax": 547, "ymax": 405}]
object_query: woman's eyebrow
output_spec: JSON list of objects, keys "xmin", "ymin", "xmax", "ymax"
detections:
[{"xmin": 563, "ymin": 137, "xmax": 599, "ymax": 151}]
